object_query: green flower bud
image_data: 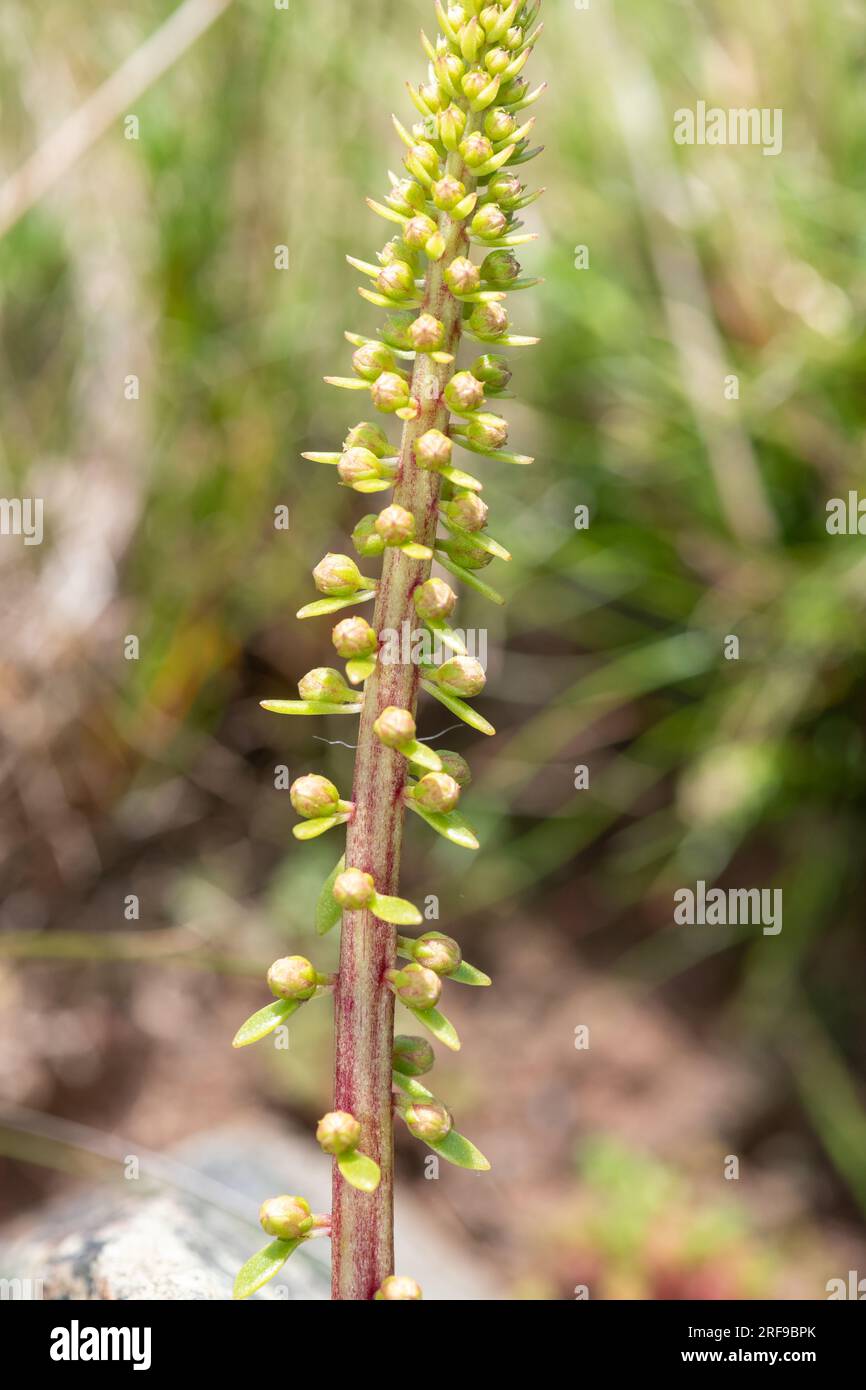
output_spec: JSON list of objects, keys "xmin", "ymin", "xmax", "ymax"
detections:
[
  {"xmin": 333, "ymin": 867, "xmax": 376, "ymax": 909},
  {"xmin": 504, "ymin": 24, "xmax": 523, "ymax": 50},
  {"xmin": 481, "ymin": 249, "xmax": 521, "ymax": 284},
  {"xmin": 438, "ymin": 104, "xmax": 467, "ymax": 151},
  {"xmin": 471, "ymin": 352, "xmax": 512, "ymax": 392},
  {"xmin": 332, "ymin": 615, "xmax": 377, "ymax": 659},
  {"xmin": 465, "ymin": 410, "xmax": 509, "ymax": 448},
  {"xmin": 468, "ymin": 301, "xmax": 509, "ymax": 339},
  {"xmin": 403, "ymin": 214, "xmax": 439, "ymax": 250},
  {"xmin": 415, "ymin": 932, "xmax": 463, "ymax": 975},
  {"xmin": 479, "ymin": 4, "xmax": 501, "ymax": 33},
  {"xmin": 499, "ymin": 75, "xmax": 528, "ymax": 104},
  {"xmin": 405, "ymin": 1100, "xmax": 452, "ymax": 1142},
  {"xmin": 388, "ymin": 178, "xmax": 427, "ymax": 216},
  {"xmin": 444, "ymin": 255, "xmax": 481, "ymax": 295},
  {"xmin": 259, "ymin": 1194, "xmax": 313, "ymax": 1241},
  {"xmin": 370, "ymin": 371, "xmax": 411, "ymax": 413},
  {"xmin": 434, "ymin": 655, "xmax": 487, "ymax": 697},
  {"xmin": 436, "ymin": 50, "xmax": 465, "ymax": 92},
  {"xmin": 408, "ymin": 312, "xmax": 445, "ymax": 352},
  {"xmin": 374, "ymin": 705, "xmax": 416, "ymax": 748},
  {"xmin": 444, "ymin": 489, "xmax": 489, "ymax": 531},
  {"xmin": 338, "ymin": 447, "xmax": 383, "ymax": 486},
  {"xmin": 460, "ymin": 16, "xmax": 484, "ymax": 63},
  {"xmin": 431, "ymin": 174, "xmax": 466, "ymax": 211},
  {"xmin": 376, "ymin": 260, "xmax": 416, "ymax": 300},
  {"xmin": 483, "ymin": 106, "xmax": 517, "ymax": 142},
  {"xmin": 351, "ymin": 514, "xmax": 386, "ymax": 557},
  {"xmin": 410, "ymin": 771, "xmax": 461, "ymax": 813},
  {"xmin": 440, "ymin": 530, "xmax": 493, "ymax": 569},
  {"xmin": 444, "ymin": 370, "xmax": 485, "ymax": 413},
  {"xmin": 462, "ymin": 67, "xmax": 496, "ymax": 106},
  {"xmin": 289, "ymin": 773, "xmax": 340, "ymax": 819},
  {"xmin": 486, "ymin": 170, "xmax": 523, "ymax": 209},
  {"xmin": 392, "ymin": 1034, "xmax": 436, "ymax": 1077},
  {"xmin": 316, "ymin": 1110, "xmax": 362, "ymax": 1156},
  {"xmin": 387, "ymin": 961, "xmax": 443, "ymax": 1008},
  {"xmin": 343, "ymin": 421, "xmax": 391, "ymax": 457},
  {"xmin": 313, "ymin": 552, "xmax": 363, "ymax": 595},
  {"xmin": 413, "ymin": 576, "xmax": 457, "ymax": 621},
  {"xmin": 414, "ymin": 428, "xmax": 452, "ymax": 469},
  {"xmin": 436, "ymin": 749, "xmax": 472, "ymax": 786},
  {"xmin": 379, "ymin": 236, "xmax": 417, "ymax": 269},
  {"xmin": 267, "ymin": 955, "xmax": 318, "ymax": 1001},
  {"xmin": 470, "ymin": 204, "xmax": 508, "ymax": 241},
  {"xmin": 459, "ymin": 132, "xmax": 494, "ymax": 168},
  {"xmin": 298, "ymin": 667, "xmax": 355, "ymax": 702},
  {"xmin": 418, "ymin": 81, "xmax": 444, "ymax": 113},
  {"xmin": 375, "ymin": 1275, "xmax": 423, "ymax": 1301},
  {"xmin": 380, "ymin": 314, "xmax": 415, "ymax": 352},
  {"xmin": 485, "ymin": 46, "xmax": 511, "ymax": 75},
  {"xmin": 375, "ymin": 504, "xmax": 415, "ymax": 545},
  {"xmin": 352, "ymin": 341, "xmax": 397, "ymax": 381},
  {"xmin": 406, "ymin": 141, "xmax": 441, "ymax": 178}
]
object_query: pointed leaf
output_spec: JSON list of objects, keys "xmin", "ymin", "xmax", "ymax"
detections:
[
  {"xmin": 293, "ymin": 813, "xmax": 350, "ymax": 840},
  {"xmin": 260, "ymin": 699, "xmax": 363, "ymax": 716},
  {"xmin": 233, "ymin": 1238, "xmax": 301, "ymax": 1300},
  {"xmin": 402, "ymin": 737, "xmax": 443, "ymax": 773},
  {"xmin": 337, "ymin": 1149, "xmax": 382, "ymax": 1193},
  {"xmin": 392, "ymin": 1070, "xmax": 435, "ymax": 1102},
  {"xmin": 427, "ymin": 1129, "xmax": 490, "ymax": 1170},
  {"xmin": 436, "ymin": 464, "xmax": 483, "ymax": 491},
  {"xmin": 323, "ymin": 375, "xmax": 370, "ymax": 390},
  {"xmin": 448, "ymin": 958, "xmax": 492, "ymax": 986},
  {"xmin": 371, "ymin": 891, "xmax": 423, "ymax": 926},
  {"xmin": 406, "ymin": 799, "xmax": 481, "ymax": 850},
  {"xmin": 406, "ymin": 1003, "xmax": 461, "ymax": 1051},
  {"xmin": 232, "ymin": 998, "xmax": 300, "ymax": 1048},
  {"xmin": 297, "ymin": 591, "xmax": 377, "ymax": 619},
  {"xmin": 422, "ymin": 679, "xmax": 496, "ymax": 736},
  {"xmin": 423, "ymin": 618, "xmax": 468, "ymax": 656},
  {"xmin": 349, "ymin": 478, "xmax": 394, "ymax": 493},
  {"xmin": 400, "ymin": 542, "xmax": 434, "ymax": 559},
  {"xmin": 433, "ymin": 555, "xmax": 505, "ymax": 606},
  {"xmin": 316, "ymin": 855, "xmax": 346, "ymax": 935},
  {"xmin": 346, "ymin": 657, "xmax": 377, "ymax": 684},
  {"xmin": 301, "ymin": 451, "xmax": 341, "ymax": 464}
]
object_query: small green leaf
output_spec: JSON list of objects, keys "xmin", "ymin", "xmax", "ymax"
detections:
[
  {"xmin": 406, "ymin": 799, "xmax": 480, "ymax": 850},
  {"xmin": 406, "ymin": 1003, "xmax": 461, "ymax": 1051},
  {"xmin": 402, "ymin": 737, "xmax": 443, "ymax": 773},
  {"xmin": 324, "ymin": 374, "xmax": 371, "ymax": 390},
  {"xmin": 346, "ymin": 656, "xmax": 376, "ymax": 684},
  {"xmin": 337, "ymin": 1149, "xmax": 382, "ymax": 1193},
  {"xmin": 392, "ymin": 1071, "xmax": 435, "ymax": 1102},
  {"xmin": 349, "ymin": 478, "xmax": 395, "ymax": 493},
  {"xmin": 448, "ymin": 959, "xmax": 492, "ymax": 986},
  {"xmin": 316, "ymin": 854, "xmax": 345, "ymax": 935},
  {"xmin": 232, "ymin": 998, "xmax": 300, "ymax": 1048},
  {"xmin": 399, "ymin": 542, "xmax": 433, "ymax": 559},
  {"xmin": 233, "ymin": 1238, "xmax": 301, "ymax": 1300},
  {"xmin": 437, "ymin": 464, "xmax": 483, "ymax": 491},
  {"xmin": 434, "ymin": 554, "xmax": 505, "ymax": 606},
  {"xmin": 371, "ymin": 891, "xmax": 423, "ymax": 926},
  {"xmin": 297, "ymin": 591, "xmax": 377, "ymax": 619},
  {"xmin": 293, "ymin": 813, "xmax": 350, "ymax": 840},
  {"xmin": 301, "ymin": 451, "xmax": 341, "ymax": 464},
  {"xmin": 426, "ymin": 1129, "xmax": 490, "ymax": 1170},
  {"xmin": 422, "ymin": 679, "xmax": 496, "ymax": 736},
  {"xmin": 440, "ymin": 518, "xmax": 511, "ymax": 561},
  {"xmin": 260, "ymin": 699, "xmax": 363, "ymax": 716},
  {"xmin": 422, "ymin": 618, "xmax": 467, "ymax": 656}
]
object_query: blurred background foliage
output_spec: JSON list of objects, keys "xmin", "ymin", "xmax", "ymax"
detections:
[{"xmin": 0, "ymin": 0, "xmax": 865, "ymax": 1298}]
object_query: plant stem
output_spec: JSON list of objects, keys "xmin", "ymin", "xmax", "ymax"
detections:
[{"xmin": 331, "ymin": 147, "xmax": 474, "ymax": 1301}]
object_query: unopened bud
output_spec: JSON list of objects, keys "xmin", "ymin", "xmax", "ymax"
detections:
[
  {"xmin": 462, "ymin": 68, "xmax": 497, "ymax": 106},
  {"xmin": 438, "ymin": 104, "xmax": 466, "ymax": 150},
  {"xmin": 375, "ymin": 1275, "xmax": 423, "ymax": 1301},
  {"xmin": 419, "ymin": 81, "xmax": 443, "ymax": 113},
  {"xmin": 484, "ymin": 107, "xmax": 517, "ymax": 142},
  {"xmin": 388, "ymin": 178, "xmax": 427, "ymax": 216},
  {"xmin": 259, "ymin": 1194, "xmax": 313, "ymax": 1241},
  {"xmin": 332, "ymin": 615, "xmax": 377, "ymax": 659},
  {"xmin": 415, "ymin": 932, "xmax": 462, "ymax": 975},
  {"xmin": 499, "ymin": 75, "xmax": 528, "ymax": 104},
  {"xmin": 444, "ymin": 255, "xmax": 481, "ymax": 296},
  {"xmin": 504, "ymin": 25, "xmax": 523, "ymax": 50},
  {"xmin": 444, "ymin": 490, "xmax": 488, "ymax": 532},
  {"xmin": 351, "ymin": 514, "xmax": 386, "ymax": 558},
  {"xmin": 313, "ymin": 552, "xmax": 364, "ymax": 595},
  {"xmin": 267, "ymin": 955, "xmax": 318, "ymax": 1001},
  {"xmin": 414, "ymin": 428, "xmax": 452, "ymax": 469},
  {"xmin": 374, "ymin": 706, "xmax": 416, "ymax": 748},
  {"xmin": 376, "ymin": 260, "xmax": 415, "ymax": 300},
  {"xmin": 436, "ymin": 749, "xmax": 472, "ymax": 787},
  {"xmin": 471, "ymin": 352, "xmax": 512, "ymax": 393},
  {"xmin": 459, "ymin": 132, "xmax": 494, "ymax": 168},
  {"xmin": 405, "ymin": 1100, "xmax": 452, "ymax": 1143},
  {"xmin": 392, "ymin": 1034, "xmax": 435, "ymax": 1076},
  {"xmin": 370, "ymin": 372, "xmax": 411, "ymax": 414},
  {"xmin": 352, "ymin": 341, "xmax": 397, "ymax": 381},
  {"xmin": 479, "ymin": 4, "xmax": 500, "ymax": 33},
  {"xmin": 333, "ymin": 867, "xmax": 376, "ymax": 909},
  {"xmin": 486, "ymin": 171, "xmax": 523, "ymax": 209},
  {"xmin": 460, "ymin": 16, "xmax": 484, "ymax": 63},
  {"xmin": 406, "ymin": 141, "xmax": 441, "ymax": 180},
  {"xmin": 471, "ymin": 205, "xmax": 509, "ymax": 242},
  {"xmin": 413, "ymin": 576, "xmax": 457, "ymax": 621},
  {"xmin": 403, "ymin": 214, "xmax": 438, "ymax": 250},
  {"xmin": 465, "ymin": 411, "xmax": 509, "ymax": 449},
  {"xmin": 408, "ymin": 312, "xmax": 445, "ymax": 351},
  {"xmin": 290, "ymin": 774, "xmax": 340, "ymax": 818},
  {"xmin": 468, "ymin": 301, "xmax": 509, "ymax": 339},
  {"xmin": 343, "ymin": 421, "xmax": 390, "ymax": 457},
  {"xmin": 387, "ymin": 961, "xmax": 442, "ymax": 1008},
  {"xmin": 316, "ymin": 1110, "xmax": 362, "ymax": 1156},
  {"xmin": 440, "ymin": 531, "xmax": 494, "ymax": 570},
  {"xmin": 298, "ymin": 667, "xmax": 355, "ymax": 702},
  {"xmin": 381, "ymin": 315, "xmax": 415, "ymax": 352},
  {"xmin": 376, "ymin": 504, "xmax": 415, "ymax": 545},
  {"xmin": 485, "ymin": 46, "xmax": 511, "ymax": 76},
  {"xmin": 338, "ymin": 447, "xmax": 381, "ymax": 486},
  {"xmin": 410, "ymin": 771, "xmax": 461, "ymax": 813},
  {"xmin": 481, "ymin": 249, "xmax": 521, "ymax": 285},
  {"xmin": 431, "ymin": 174, "xmax": 466, "ymax": 211},
  {"xmin": 444, "ymin": 370, "xmax": 485, "ymax": 413},
  {"xmin": 434, "ymin": 655, "xmax": 486, "ymax": 697}
]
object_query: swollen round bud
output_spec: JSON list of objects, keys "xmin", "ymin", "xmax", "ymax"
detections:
[
  {"xmin": 413, "ymin": 577, "xmax": 457, "ymax": 621},
  {"xmin": 343, "ymin": 421, "xmax": 390, "ymax": 457},
  {"xmin": 352, "ymin": 341, "xmax": 397, "ymax": 381},
  {"xmin": 313, "ymin": 552, "xmax": 363, "ymax": 595},
  {"xmin": 298, "ymin": 667, "xmax": 354, "ymax": 702},
  {"xmin": 486, "ymin": 171, "xmax": 523, "ymax": 209},
  {"xmin": 316, "ymin": 1110, "xmax": 361, "ymax": 1156},
  {"xmin": 479, "ymin": 4, "xmax": 501, "ymax": 33},
  {"xmin": 259, "ymin": 1194, "xmax": 313, "ymax": 1241},
  {"xmin": 481, "ymin": 249, "xmax": 521, "ymax": 285},
  {"xmin": 290, "ymin": 774, "xmax": 340, "ymax": 818},
  {"xmin": 408, "ymin": 313, "xmax": 445, "ymax": 352},
  {"xmin": 444, "ymin": 371, "xmax": 485, "ymax": 413},
  {"xmin": 338, "ymin": 447, "xmax": 380, "ymax": 486},
  {"xmin": 484, "ymin": 103, "xmax": 517, "ymax": 141},
  {"xmin": 469, "ymin": 301, "xmax": 509, "ymax": 338},
  {"xmin": 444, "ymin": 490, "xmax": 489, "ymax": 532},
  {"xmin": 431, "ymin": 174, "xmax": 466, "ymax": 211},
  {"xmin": 333, "ymin": 867, "xmax": 376, "ymax": 909},
  {"xmin": 415, "ymin": 932, "xmax": 462, "ymax": 975},
  {"xmin": 392, "ymin": 1034, "xmax": 435, "ymax": 1077},
  {"xmin": 376, "ymin": 504, "xmax": 415, "ymax": 545},
  {"xmin": 411, "ymin": 771, "xmax": 461, "ymax": 814},
  {"xmin": 471, "ymin": 204, "xmax": 508, "ymax": 242},
  {"xmin": 351, "ymin": 514, "xmax": 386, "ymax": 558},
  {"xmin": 444, "ymin": 256, "xmax": 480, "ymax": 296},
  {"xmin": 435, "ymin": 656, "xmax": 487, "ymax": 697},
  {"xmin": 441, "ymin": 531, "xmax": 493, "ymax": 569},
  {"xmin": 332, "ymin": 615, "xmax": 377, "ymax": 659},
  {"xmin": 381, "ymin": 315, "xmax": 415, "ymax": 352},
  {"xmin": 403, "ymin": 214, "xmax": 438, "ymax": 250},
  {"xmin": 438, "ymin": 104, "xmax": 466, "ymax": 150},
  {"xmin": 374, "ymin": 706, "xmax": 416, "ymax": 748},
  {"xmin": 370, "ymin": 372, "xmax": 411, "ymax": 413},
  {"xmin": 414, "ymin": 428, "xmax": 452, "ymax": 469},
  {"xmin": 419, "ymin": 81, "xmax": 443, "ymax": 113},
  {"xmin": 499, "ymin": 75, "xmax": 528, "ymax": 104},
  {"xmin": 405, "ymin": 1100, "xmax": 453, "ymax": 1143},
  {"xmin": 471, "ymin": 352, "xmax": 512, "ymax": 393},
  {"xmin": 389, "ymin": 178, "xmax": 427, "ymax": 216},
  {"xmin": 436, "ymin": 749, "xmax": 472, "ymax": 787},
  {"xmin": 388, "ymin": 962, "xmax": 442, "ymax": 1008},
  {"xmin": 267, "ymin": 955, "xmax": 318, "ymax": 1001},
  {"xmin": 462, "ymin": 68, "xmax": 495, "ymax": 105},
  {"xmin": 466, "ymin": 411, "xmax": 509, "ymax": 449},
  {"xmin": 375, "ymin": 1275, "xmax": 423, "ymax": 1301},
  {"xmin": 408, "ymin": 141, "xmax": 440, "ymax": 177},
  {"xmin": 376, "ymin": 260, "xmax": 415, "ymax": 300},
  {"xmin": 459, "ymin": 132, "xmax": 494, "ymax": 168},
  {"xmin": 504, "ymin": 25, "xmax": 523, "ymax": 50},
  {"xmin": 485, "ymin": 46, "xmax": 511, "ymax": 76}
]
